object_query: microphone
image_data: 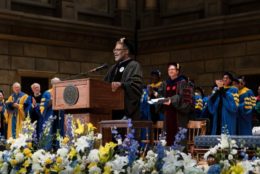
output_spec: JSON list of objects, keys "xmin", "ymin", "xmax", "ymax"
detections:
[{"xmin": 89, "ymin": 64, "xmax": 108, "ymax": 73}]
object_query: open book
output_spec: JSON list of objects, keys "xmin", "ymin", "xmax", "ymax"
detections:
[{"xmin": 148, "ymin": 97, "xmax": 169, "ymax": 105}]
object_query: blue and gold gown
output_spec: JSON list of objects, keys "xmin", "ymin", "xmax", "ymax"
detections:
[
  {"xmin": 5, "ymin": 92, "xmax": 30, "ymax": 138},
  {"xmin": 237, "ymin": 87, "xmax": 256, "ymax": 135},
  {"xmin": 208, "ymin": 86, "xmax": 239, "ymax": 135}
]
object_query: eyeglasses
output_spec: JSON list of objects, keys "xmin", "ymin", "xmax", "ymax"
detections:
[{"xmin": 113, "ymin": 48, "xmax": 127, "ymax": 52}]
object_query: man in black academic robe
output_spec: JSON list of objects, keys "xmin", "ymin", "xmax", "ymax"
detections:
[
  {"xmin": 29, "ymin": 83, "xmax": 42, "ymax": 139},
  {"xmin": 104, "ymin": 38, "xmax": 143, "ymax": 120}
]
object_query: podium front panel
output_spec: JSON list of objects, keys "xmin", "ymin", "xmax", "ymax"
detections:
[{"xmin": 53, "ymin": 78, "xmax": 124, "ymax": 111}]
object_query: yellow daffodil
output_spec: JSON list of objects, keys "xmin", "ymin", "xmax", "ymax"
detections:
[
  {"xmin": 27, "ymin": 142, "xmax": 32, "ymax": 148},
  {"xmin": 10, "ymin": 159, "xmax": 17, "ymax": 166},
  {"xmin": 50, "ymin": 165, "xmax": 61, "ymax": 173},
  {"xmin": 106, "ymin": 142, "xmax": 117, "ymax": 149},
  {"xmin": 62, "ymin": 136, "xmax": 70, "ymax": 144},
  {"xmin": 23, "ymin": 148, "xmax": 32, "ymax": 157},
  {"xmin": 99, "ymin": 142, "xmax": 117, "ymax": 163},
  {"xmin": 69, "ymin": 147, "xmax": 77, "ymax": 159},
  {"xmin": 88, "ymin": 162, "xmax": 97, "ymax": 169},
  {"xmin": 22, "ymin": 160, "xmax": 30, "ymax": 168},
  {"xmin": 74, "ymin": 164, "xmax": 82, "ymax": 174},
  {"xmin": 44, "ymin": 168, "xmax": 50, "ymax": 174},
  {"xmin": 18, "ymin": 167, "xmax": 27, "ymax": 174},
  {"xmin": 74, "ymin": 119, "xmax": 84, "ymax": 135},
  {"xmin": 56, "ymin": 157, "xmax": 63, "ymax": 163},
  {"xmin": 228, "ymin": 164, "xmax": 244, "ymax": 174},
  {"xmin": 87, "ymin": 123, "xmax": 96, "ymax": 132},
  {"xmin": 103, "ymin": 165, "xmax": 112, "ymax": 174},
  {"xmin": 45, "ymin": 158, "xmax": 53, "ymax": 165}
]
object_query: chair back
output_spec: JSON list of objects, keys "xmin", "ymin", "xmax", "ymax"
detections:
[
  {"xmin": 187, "ymin": 120, "xmax": 207, "ymax": 154},
  {"xmin": 153, "ymin": 121, "xmax": 164, "ymax": 142}
]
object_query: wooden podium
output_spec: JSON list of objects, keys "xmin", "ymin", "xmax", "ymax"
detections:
[{"xmin": 52, "ymin": 78, "xmax": 124, "ymax": 130}]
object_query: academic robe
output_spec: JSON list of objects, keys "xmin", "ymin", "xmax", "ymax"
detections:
[
  {"xmin": 194, "ymin": 93, "xmax": 203, "ymax": 118},
  {"xmin": 0, "ymin": 100, "xmax": 6, "ymax": 138},
  {"xmin": 208, "ymin": 86, "xmax": 239, "ymax": 135},
  {"xmin": 104, "ymin": 59, "xmax": 143, "ymax": 120},
  {"xmin": 40, "ymin": 89, "xmax": 64, "ymax": 136},
  {"xmin": 158, "ymin": 76, "xmax": 194, "ymax": 146},
  {"xmin": 237, "ymin": 87, "xmax": 256, "ymax": 135},
  {"xmin": 29, "ymin": 94, "xmax": 42, "ymax": 138},
  {"xmin": 149, "ymin": 81, "xmax": 164, "ymax": 122},
  {"xmin": 254, "ymin": 96, "xmax": 260, "ymax": 122},
  {"xmin": 5, "ymin": 92, "xmax": 30, "ymax": 138}
]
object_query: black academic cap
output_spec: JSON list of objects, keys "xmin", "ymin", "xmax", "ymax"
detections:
[{"xmin": 151, "ymin": 69, "xmax": 161, "ymax": 77}]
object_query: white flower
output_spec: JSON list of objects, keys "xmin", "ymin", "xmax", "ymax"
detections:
[
  {"xmin": 74, "ymin": 136, "xmax": 90, "ymax": 152},
  {"xmin": 228, "ymin": 154, "xmax": 233, "ymax": 160},
  {"xmin": 162, "ymin": 151, "xmax": 180, "ymax": 174},
  {"xmin": 9, "ymin": 134, "xmax": 28, "ymax": 150},
  {"xmin": 151, "ymin": 170, "xmax": 159, "ymax": 174},
  {"xmin": 130, "ymin": 159, "xmax": 144, "ymax": 174},
  {"xmin": 60, "ymin": 166, "xmax": 73, "ymax": 174},
  {"xmin": 231, "ymin": 149, "xmax": 237, "ymax": 155},
  {"xmin": 117, "ymin": 139, "xmax": 122, "ymax": 145},
  {"xmin": 160, "ymin": 140, "xmax": 167, "ymax": 146},
  {"xmin": 0, "ymin": 162, "xmax": 9, "ymax": 174},
  {"xmin": 180, "ymin": 152, "xmax": 197, "ymax": 168},
  {"xmin": 32, "ymin": 149, "xmax": 46, "ymax": 164},
  {"xmin": 87, "ymin": 149, "xmax": 99, "ymax": 163},
  {"xmin": 0, "ymin": 151, "xmax": 3, "ymax": 162},
  {"xmin": 15, "ymin": 152, "xmax": 24, "ymax": 163},
  {"xmin": 57, "ymin": 148, "xmax": 69, "ymax": 158},
  {"xmin": 96, "ymin": 133, "xmax": 102, "ymax": 140},
  {"xmin": 31, "ymin": 163, "xmax": 43, "ymax": 173},
  {"xmin": 184, "ymin": 167, "xmax": 205, "ymax": 174},
  {"xmin": 204, "ymin": 145, "xmax": 219, "ymax": 159},
  {"xmin": 89, "ymin": 166, "xmax": 101, "ymax": 174},
  {"xmin": 240, "ymin": 161, "xmax": 253, "ymax": 173},
  {"xmin": 218, "ymin": 134, "xmax": 229, "ymax": 149},
  {"xmin": 106, "ymin": 155, "xmax": 128, "ymax": 173}
]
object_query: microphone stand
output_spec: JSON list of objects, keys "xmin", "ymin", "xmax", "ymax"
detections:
[{"xmin": 63, "ymin": 65, "xmax": 108, "ymax": 80}]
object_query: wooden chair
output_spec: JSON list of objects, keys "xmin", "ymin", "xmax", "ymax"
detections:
[
  {"xmin": 153, "ymin": 121, "xmax": 164, "ymax": 143},
  {"xmin": 99, "ymin": 120, "xmax": 153, "ymax": 145},
  {"xmin": 187, "ymin": 120, "xmax": 207, "ymax": 157},
  {"xmin": 141, "ymin": 121, "xmax": 164, "ymax": 144}
]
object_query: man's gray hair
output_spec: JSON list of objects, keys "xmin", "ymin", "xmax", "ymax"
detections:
[
  {"xmin": 51, "ymin": 77, "xmax": 60, "ymax": 85},
  {"xmin": 31, "ymin": 83, "xmax": 40, "ymax": 89},
  {"xmin": 12, "ymin": 82, "xmax": 21, "ymax": 88}
]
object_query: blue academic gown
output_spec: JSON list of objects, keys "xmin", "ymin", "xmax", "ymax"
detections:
[
  {"xmin": 40, "ymin": 89, "xmax": 64, "ymax": 149},
  {"xmin": 237, "ymin": 87, "xmax": 255, "ymax": 135},
  {"xmin": 208, "ymin": 86, "xmax": 239, "ymax": 135},
  {"xmin": 194, "ymin": 94, "xmax": 203, "ymax": 118}
]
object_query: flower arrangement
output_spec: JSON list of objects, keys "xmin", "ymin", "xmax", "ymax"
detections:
[
  {"xmin": 204, "ymin": 131, "xmax": 260, "ymax": 174},
  {"xmin": 1, "ymin": 116, "xmax": 260, "ymax": 174}
]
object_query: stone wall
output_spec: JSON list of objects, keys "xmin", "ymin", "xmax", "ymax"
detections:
[
  {"xmin": 138, "ymin": 10, "xmax": 260, "ymax": 94},
  {"xmin": 1, "ymin": 0, "xmax": 260, "ymax": 96},
  {"xmin": 0, "ymin": 9, "xmax": 133, "ymax": 96}
]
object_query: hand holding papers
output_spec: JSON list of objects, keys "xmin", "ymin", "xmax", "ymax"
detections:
[{"xmin": 148, "ymin": 97, "xmax": 169, "ymax": 105}]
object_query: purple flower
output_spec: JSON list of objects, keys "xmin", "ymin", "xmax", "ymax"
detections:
[{"xmin": 171, "ymin": 127, "xmax": 187, "ymax": 151}]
